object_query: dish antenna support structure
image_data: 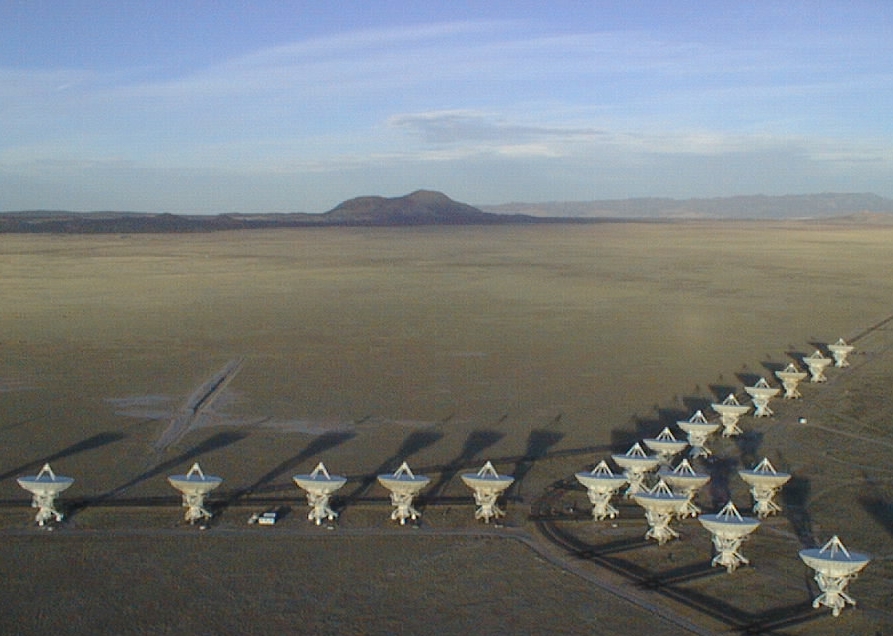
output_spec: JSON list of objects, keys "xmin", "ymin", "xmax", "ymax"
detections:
[
  {"xmin": 827, "ymin": 339, "xmax": 854, "ymax": 368},
  {"xmin": 632, "ymin": 479, "xmax": 688, "ymax": 545},
  {"xmin": 611, "ymin": 442, "xmax": 660, "ymax": 497},
  {"xmin": 461, "ymin": 461, "xmax": 514, "ymax": 523},
  {"xmin": 575, "ymin": 460, "xmax": 628, "ymax": 520},
  {"xmin": 677, "ymin": 410, "xmax": 721, "ymax": 459},
  {"xmin": 738, "ymin": 457, "xmax": 791, "ymax": 519},
  {"xmin": 744, "ymin": 377, "xmax": 780, "ymax": 417},
  {"xmin": 803, "ymin": 350, "xmax": 832, "ymax": 383},
  {"xmin": 293, "ymin": 462, "xmax": 347, "ymax": 526},
  {"xmin": 643, "ymin": 427, "xmax": 688, "ymax": 465},
  {"xmin": 167, "ymin": 462, "xmax": 222, "ymax": 524},
  {"xmin": 710, "ymin": 394, "xmax": 751, "ymax": 436},
  {"xmin": 799, "ymin": 535, "xmax": 870, "ymax": 617},
  {"xmin": 377, "ymin": 462, "xmax": 429, "ymax": 525},
  {"xmin": 698, "ymin": 501, "xmax": 760, "ymax": 572},
  {"xmin": 660, "ymin": 459, "xmax": 710, "ymax": 518},
  {"xmin": 775, "ymin": 363, "xmax": 808, "ymax": 399},
  {"xmin": 17, "ymin": 463, "xmax": 74, "ymax": 526}
]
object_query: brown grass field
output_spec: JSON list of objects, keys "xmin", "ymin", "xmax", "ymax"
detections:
[{"xmin": 1, "ymin": 222, "xmax": 892, "ymax": 635}]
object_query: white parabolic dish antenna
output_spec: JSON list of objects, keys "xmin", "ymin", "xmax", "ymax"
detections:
[
  {"xmin": 167, "ymin": 462, "xmax": 223, "ymax": 524},
  {"xmin": 710, "ymin": 394, "xmax": 751, "ymax": 436},
  {"xmin": 799, "ymin": 535, "xmax": 870, "ymax": 617},
  {"xmin": 611, "ymin": 442, "xmax": 660, "ymax": 497},
  {"xmin": 632, "ymin": 479, "xmax": 688, "ymax": 545},
  {"xmin": 377, "ymin": 461, "xmax": 429, "ymax": 525},
  {"xmin": 744, "ymin": 377, "xmax": 781, "ymax": 417},
  {"xmin": 775, "ymin": 363, "xmax": 808, "ymax": 399},
  {"xmin": 660, "ymin": 459, "xmax": 710, "ymax": 518},
  {"xmin": 677, "ymin": 411, "xmax": 721, "ymax": 459},
  {"xmin": 17, "ymin": 463, "xmax": 74, "ymax": 526},
  {"xmin": 698, "ymin": 501, "xmax": 760, "ymax": 572},
  {"xmin": 575, "ymin": 460, "xmax": 628, "ymax": 521},
  {"xmin": 460, "ymin": 461, "xmax": 514, "ymax": 523},
  {"xmin": 803, "ymin": 350, "xmax": 833, "ymax": 383},
  {"xmin": 642, "ymin": 427, "xmax": 688, "ymax": 464},
  {"xmin": 827, "ymin": 338, "xmax": 854, "ymax": 368},
  {"xmin": 738, "ymin": 457, "xmax": 791, "ymax": 519},
  {"xmin": 293, "ymin": 462, "xmax": 347, "ymax": 525}
]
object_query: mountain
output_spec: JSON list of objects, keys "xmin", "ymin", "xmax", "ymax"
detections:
[
  {"xmin": 320, "ymin": 190, "xmax": 531, "ymax": 225},
  {"xmin": 3, "ymin": 192, "xmax": 893, "ymax": 233},
  {"xmin": 480, "ymin": 193, "xmax": 893, "ymax": 220}
]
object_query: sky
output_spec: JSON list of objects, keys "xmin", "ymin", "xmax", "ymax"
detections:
[{"xmin": 2, "ymin": 1, "xmax": 892, "ymax": 214}]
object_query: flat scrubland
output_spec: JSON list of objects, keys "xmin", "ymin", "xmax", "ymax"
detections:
[{"xmin": 0, "ymin": 222, "xmax": 892, "ymax": 635}]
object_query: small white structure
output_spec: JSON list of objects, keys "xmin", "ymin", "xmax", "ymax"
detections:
[
  {"xmin": 710, "ymin": 394, "xmax": 751, "ymax": 436},
  {"xmin": 460, "ymin": 461, "xmax": 514, "ymax": 523},
  {"xmin": 167, "ymin": 462, "xmax": 222, "ymax": 524},
  {"xmin": 660, "ymin": 459, "xmax": 710, "ymax": 518},
  {"xmin": 738, "ymin": 457, "xmax": 791, "ymax": 519},
  {"xmin": 677, "ymin": 411, "xmax": 721, "ymax": 459},
  {"xmin": 642, "ymin": 427, "xmax": 688, "ymax": 465},
  {"xmin": 775, "ymin": 363, "xmax": 808, "ymax": 399},
  {"xmin": 293, "ymin": 462, "xmax": 347, "ymax": 526},
  {"xmin": 611, "ymin": 443, "xmax": 660, "ymax": 497},
  {"xmin": 698, "ymin": 501, "xmax": 760, "ymax": 572},
  {"xmin": 632, "ymin": 479, "xmax": 688, "ymax": 545},
  {"xmin": 377, "ymin": 461, "xmax": 429, "ymax": 525},
  {"xmin": 575, "ymin": 460, "xmax": 628, "ymax": 520},
  {"xmin": 17, "ymin": 463, "xmax": 74, "ymax": 526},
  {"xmin": 744, "ymin": 377, "xmax": 781, "ymax": 417},
  {"xmin": 799, "ymin": 535, "xmax": 870, "ymax": 617},
  {"xmin": 827, "ymin": 338, "xmax": 854, "ymax": 368},
  {"xmin": 803, "ymin": 350, "xmax": 833, "ymax": 383}
]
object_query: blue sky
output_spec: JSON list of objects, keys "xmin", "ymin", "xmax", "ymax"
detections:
[{"xmin": 2, "ymin": 1, "xmax": 891, "ymax": 213}]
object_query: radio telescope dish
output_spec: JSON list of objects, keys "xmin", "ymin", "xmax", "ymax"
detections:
[
  {"xmin": 611, "ymin": 442, "xmax": 660, "ymax": 497},
  {"xmin": 710, "ymin": 393, "xmax": 751, "ymax": 436},
  {"xmin": 827, "ymin": 338, "xmax": 854, "ymax": 368},
  {"xmin": 775, "ymin": 362, "xmax": 808, "ymax": 399},
  {"xmin": 660, "ymin": 459, "xmax": 710, "ymax": 518},
  {"xmin": 676, "ymin": 410, "xmax": 721, "ymax": 459},
  {"xmin": 293, "ymin": 462, "xmax": 347, "ymax": 526},
  {"xmin": 643, "ymin": 427, "xmax": 688, "ymax": 465},
  {"xmin": 461, "ymin": 461, "xmax": 514, "ymax": 523},
  {"xmin": 799, "ymin": 535, "xmax": 870, "ymax": 617},
  {"xmin": 744, "ymin": 377, "xmax": 780, "ymax": 417},
  {"xmin": 377, "ymin": 462, "xmax": 429, "ymax": 525},
  {"xmin": 698, "ymin": 501, "xmax": 760, "ymax": 572},
  {"xmin": 632, "ymin": 479, "xmax": 689, "ymax": 545},
  {"xmin": 803, "ymin": 350, "xmax": 833, "ymax": 383},
  {"xmin": 17, "ymin": 463, "xmax": 74, "ymax": 526},
  {"xmin": 738, "ymin": 457, "xmax": 791, "ymax": 519},
  {"xmin": 167, "ymin": 462, "xmax": 223, "ymax": 524},
  {"xmin": 575, "ymin": 460, "xmax": 628, "ymax": 520}
]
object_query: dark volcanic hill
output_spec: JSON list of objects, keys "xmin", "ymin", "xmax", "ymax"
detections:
[{"xmin": 320, "ymin": 190, "xmax": 526, "ymax": 225}]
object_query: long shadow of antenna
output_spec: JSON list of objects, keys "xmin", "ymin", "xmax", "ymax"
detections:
[
  {"xmin": 734, "ymin": 430, "xmax": 763, "ymax": 469},
  {"xmin": 506, "ymin": 416, "xmax": 564, "ymax": 502},
  {"xmin": 218, "ymin": 431, "xmax": 355, "ymax": 504},
  {"xmin": 782, "ymin": 474, "xmax": 815, "ymax": 548},
  {"xmin": 703, "ymin": 455, "xmax": 738, "ymax": 510},
  {"xmin": 342, "ymin": 429, "xmax": 444, "ymax": 503},
  {"xmin": 67, "ymin": 431, "xmax": 245, "ymax": 516},
  {"xmin": 0, "ymin": 432, "xmax": 125, "ymax": 481},
  {"xmin": 708, "ymin": 383, "xmax": 739, "ymax": 401},
  {"xmin": 425, "ymin": 429, "xmax": 505, "ymax": 499}
]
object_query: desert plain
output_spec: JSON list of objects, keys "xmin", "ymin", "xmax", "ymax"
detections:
[{"xmin": 0, "ymin": 222, "xmax": 892, "ymax": 635}]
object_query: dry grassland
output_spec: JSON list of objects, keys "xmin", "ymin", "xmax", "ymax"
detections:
[{"xmin": 1, "ymin": 222, "xmax": 892, "ymax": 635}]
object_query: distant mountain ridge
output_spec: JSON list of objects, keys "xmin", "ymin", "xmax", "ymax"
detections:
[
  {"xmin": 480, "ymin": 192, "xmax": 893, "ymax": 220},
  {"xmin": 2, "ymin": 191, "xmax": 892, "ymax": 233}
]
